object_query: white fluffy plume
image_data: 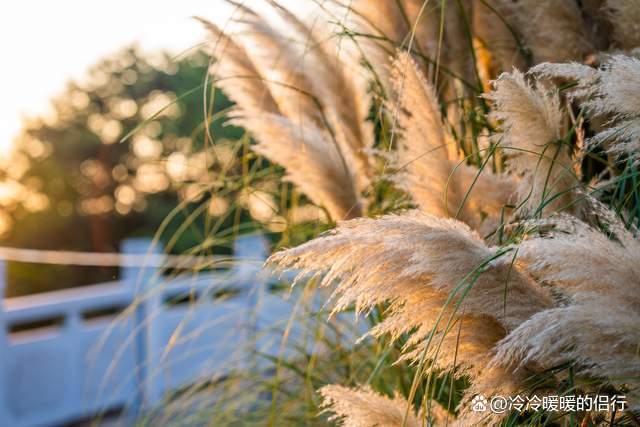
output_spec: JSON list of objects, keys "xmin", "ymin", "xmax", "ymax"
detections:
[
  {"xmin": 494, "ymin": 214, "xmax": 640, "ymax": 408},
  {"xmin": 487, "ymin": 70, "xmax": 581, "ymax": 216},
  {"xmin": 390, "ymin": 52, "xmax": 516, "ymax": 236},
  {"xmin": 269, "ymin": 212, "xmax": 553, "ymax": 416},
  {"xmin": 201, "ymin": 0, "xmax": 374, "ymax": 220},
  {"xmin": 533, "ymin": 55, "xmax": 640, "ymax": 165},
  {"xmin": 319, "ymin": 385, "xmax": 426, "ymax": 427}
]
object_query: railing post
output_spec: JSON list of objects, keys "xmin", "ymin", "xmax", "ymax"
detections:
[
  {"xmin": 232, "ymin": 233, "xmax": 270, "ymax": 283},
  {"xmin": 120, "ymin": 238, "xmax": 164, "ymax": 413},
  {"xmin": 231, "ymin": 234, "xmax": 271, "ymax": 369},
  {"xmin": 0, "ymin": 260, "xmax": 9, "ymax": 424}
]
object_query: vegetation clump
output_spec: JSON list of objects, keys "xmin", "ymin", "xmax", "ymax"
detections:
[{"xmin": 197, "ymin": 0, "xmax": 640, "ymax": 424}]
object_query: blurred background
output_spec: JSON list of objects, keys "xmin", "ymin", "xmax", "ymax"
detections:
[
  {"xmin": 0, "ymin": 1, "xmax": 326, "ymax": 297},
  {"xmin": 2, "ymin": 1, "xmax": 211, "ymax": 296},
  {"xmin": 0, "ymin": 3, "xmax": 343, "ymax": 426}
]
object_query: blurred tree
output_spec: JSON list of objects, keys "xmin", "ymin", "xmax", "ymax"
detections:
[{"xmin": 0, "ymin": 46, "xmax": 247, "ymax": 296}]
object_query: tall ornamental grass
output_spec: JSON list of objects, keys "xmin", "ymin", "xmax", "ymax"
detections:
[{"xmin": 193, "ymin": 0, "xmax": 640, "ymax": 425}]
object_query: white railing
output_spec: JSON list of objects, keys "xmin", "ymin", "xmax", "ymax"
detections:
[{"xmin": 0, "ymin": 234, "xmax": 309, "ymax": 427}]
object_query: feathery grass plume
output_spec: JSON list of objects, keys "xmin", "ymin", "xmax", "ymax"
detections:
[
  {"xmin": 487, "ymin": 70, "xmax": 581, "ymax": 217},
  {"xmin": 219, "ymin": 1, "xmax": 324, "ymax": 127},
  {"xmin": 319, "ymin": 385, "xmax": 427, "ymax": 427},
  {"xmin": 320, "ymin": 385, "xmax": 501, "ymax": 426},
  {"xmin": 493, "ymin": 213, "xmax": 640, "ymax": 408},
  {"xmin": 269, "ymin": 212, "xmax": 553, "ymax": 410},
  {"xmin": 530, "ymin": 61, "xmax": 599, "ymax": 101},
  {"xmin": 330, "ymin": 0, "xmax": 413, "ymax": 92},
  {"xmin": 584, "ymin": 55, "xmax": 640, "ymax": 117},
  {"xmin": 534, "ymin": 55, "xmax": 640, "ymax": 164},
  {"xmin": 585, "ymin": 55, "xmax": 640, "ymax": 163},
  {"xmin": 592, "ymin": 118, "xmax": 640, "ymax": 165},
  {"xmin": 604, "ymin": 0, "xmax": 640, "ymax": 50},
  {"xmin": 495, "ymin": 303, "xmax": 640, "ymax": 409},
  {"xmin": 390, "ymin": 52, "xmax": 516, "ymax": 236},
  {"xmin": 233, "ymin": 113, "xmax": 362, "ymax": 220},
  {"xmin": 501, "ymin": 0, "xmax": 594, "ymax": 64},
  {"xmin": 389, "ymin": 52, "xmax": 458, "ymax": 218},
  {"xmin": 517, "ymin": 212, "xmax": 640, "ymax": 303},
  {"xmin": 202, "ymin": 1, "xmax": 375, "ymax": 220},
  {"xmin": 269, "ymin": 212, "xmax": 553, "ymax": 333},
  {"xmin": 199, "ymin": 18, "xmax": 279, "ymax": 114},
  {"xmin": 264, "ymin": 1, "xmax": 374, "ymax": 191}
]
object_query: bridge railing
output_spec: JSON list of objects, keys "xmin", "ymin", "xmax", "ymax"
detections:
[{"xmin": 0, "ymin": 234, "xmax": 297, "ymax": 427}]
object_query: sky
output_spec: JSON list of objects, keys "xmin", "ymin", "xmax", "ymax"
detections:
[{"xmin": 0, "ymin": 0, "xmax": 218, "ymax": 156}]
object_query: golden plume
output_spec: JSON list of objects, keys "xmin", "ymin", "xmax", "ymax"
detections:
[
  {"xmin": 201, "ymin": 1, "xmax": 375, "ymax": 220},
  {"xmin": 390, "ymin": 52, "xmax": 516, "ymax": 236},
  {"xmin": 487, "ymin": 70, "xmax": 581, "ymax": 217},
  {"xmin": 269, "ymin": 212, "xmax": 554, "ymax": 418},
  {"xmin": 495, "ymin": 212, "xmax": 640, "ymax": 409}
]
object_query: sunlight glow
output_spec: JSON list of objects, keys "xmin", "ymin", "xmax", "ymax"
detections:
[{"xmin": 0, "ymin": 0, "xmax": 215, "ymax": 157}]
